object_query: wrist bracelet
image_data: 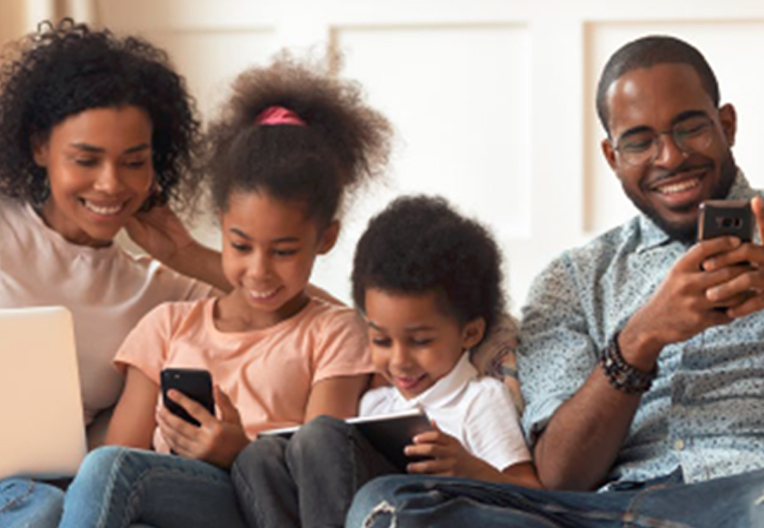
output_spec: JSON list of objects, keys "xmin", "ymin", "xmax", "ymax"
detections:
[{"xmin": 600, "ymin": 332, "xmax": 657, "ymax": 395}]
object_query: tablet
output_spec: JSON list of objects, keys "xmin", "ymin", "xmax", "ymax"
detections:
[{"xmin": 261, "ymin": 408, "xmax": 432, "ymax": 471}]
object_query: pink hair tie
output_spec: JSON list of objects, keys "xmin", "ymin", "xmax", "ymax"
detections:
[{"xmin": 254, "ymin": 106, "xmax": 306, "ymax": 126}]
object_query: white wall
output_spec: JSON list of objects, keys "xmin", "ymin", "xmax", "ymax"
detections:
[{"xmin": 23, "ymin": 1, "xmax": 764, "ymax": 314}]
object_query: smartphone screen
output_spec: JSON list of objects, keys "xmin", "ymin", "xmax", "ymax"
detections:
[{"xmin": 160, "ymin": 368, "xmax": 214, "ymax": 427}]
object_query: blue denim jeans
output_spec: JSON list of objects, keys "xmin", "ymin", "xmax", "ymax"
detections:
[
  {"xmin": 232, "ymin": 415, "xmax": 397, "ymax": 528},
  {"xmin": 346, "ymin": 468, "xmax": 764, "ymax": 528},
  {"xmin": 57, "ymin": 446, "xmax": 248, "ymax": 528},
  {"xmin": 0, "ymin": 478, "xmax": 63, "ymax": 528}
]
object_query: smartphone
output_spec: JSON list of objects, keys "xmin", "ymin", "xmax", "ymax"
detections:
[
  {"xmin": 697, "ymin": 200, "xmax": 753, "ymax": 242},
  {"xmin": 160, "ymin": 368, "xmax": 215, "ymax": 427}
]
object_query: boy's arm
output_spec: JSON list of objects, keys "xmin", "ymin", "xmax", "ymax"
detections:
[
  {"xmin": 105, "ymin": 366, "xmax": 159, "ymax": 449},
  {"xmin": 304, "ymin": 374, "xmax": 371, "ymax": 420}
]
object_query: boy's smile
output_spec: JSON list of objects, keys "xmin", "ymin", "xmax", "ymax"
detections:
[{"xmin": 364, "ymin": 289, "xmax": 484, "ymax": 399}]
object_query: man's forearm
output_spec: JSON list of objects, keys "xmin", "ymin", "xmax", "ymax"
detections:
[{"xmin": 533, "ymin": 365, "xmax": 642, "ymax": 490}]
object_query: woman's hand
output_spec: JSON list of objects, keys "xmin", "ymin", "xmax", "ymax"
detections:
[
  {"xmin": 157, "ymin": 385, "xmax": 250, "ymax": 468},
  {"xmin": 126, "ymin": 206, "xmax": 231, "ymax": 292},
  {"xmin": 125, "ymin": 205, "xmax": 195, "ymax": 265}
]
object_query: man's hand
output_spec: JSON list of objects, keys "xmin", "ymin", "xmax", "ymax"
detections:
[
  {"xmin": 157, "ymin": 386, "xmax": 250, "ymax": 468},
  {"xmin": 621, "ymin": 236, "xmax": 749, "ymax": 369},
  {"xmin": 700, "ymin": 196, "xmax": 764, "ymax": 319}
]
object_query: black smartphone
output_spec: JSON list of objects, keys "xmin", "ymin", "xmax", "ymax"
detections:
[
  {"xmin": 697, "ymin": 200, "xmax": 753, "ymax": 242},
  {"xmin": 160, "ymin": 368, "xmax": 215, "ymax": 427}
]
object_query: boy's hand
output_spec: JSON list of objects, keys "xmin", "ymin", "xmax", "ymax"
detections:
[
  {"xmin": 157, "ymin": 385, "xmax": 250, "ymax": 468},
  {"xmin": 403, "ymin": 421, "xmax": 494, "ymax": 479}
]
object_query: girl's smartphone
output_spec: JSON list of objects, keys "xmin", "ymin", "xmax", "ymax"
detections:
[
  {"xmin": 697, "ymin": 200, "xmax": 753, "ymax": 242},
  {"xmin": 160, "ymin": 368, "xmax": 215, "ymax": 427}
]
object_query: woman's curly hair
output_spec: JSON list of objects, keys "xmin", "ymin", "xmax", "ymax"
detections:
[
  {"xmin": 0, "ymin": 18, "xmax": 203, "ymax": 211},
  {"xmin": 352, "ymin": 195, "xmax": 507, "ymax": 338},
  {"xmin": 206, "ymin": 51, "xmax": 392, "ymax": 227}
]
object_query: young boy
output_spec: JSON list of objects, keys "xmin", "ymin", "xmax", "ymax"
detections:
[{"xmin": 232, "ymin": 195, "xmax": 540, "ymax": 528}]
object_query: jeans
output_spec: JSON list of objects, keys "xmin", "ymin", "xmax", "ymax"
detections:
[
  {"xmin": 0, "ymin": 478, "xmax": 63, "ymax": 528},
  {"xmin": 57, "ymin": 446, "xmax": 248, "ymax": 528},
  {"xmin": 346, "ymin": 468, "xmax": 764, "ymax": 528},
  {"xmin": 232, "ymin": 415, "xmax": 397, "ymax": 528}
]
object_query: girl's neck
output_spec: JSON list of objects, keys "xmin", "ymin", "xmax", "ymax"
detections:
[{"xmin": 213, "ymin": 289, "xmax": 311, "ymax": 333}]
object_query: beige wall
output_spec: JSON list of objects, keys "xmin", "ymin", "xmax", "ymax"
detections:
[{"xmin": 8, "ymin": 1, "xmax": 764, "ymax": 311}]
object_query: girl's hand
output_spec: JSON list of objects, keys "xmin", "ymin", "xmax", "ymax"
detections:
[
  {"xmin": 403, "ymin": 421, "xmax": 495, "ymax": 479},
  {"xmin": 157, "ymin": 385, "xmax": 250, "ymax": 468},
  {"xmin": 125, "ymin": 205, "xmax": 195, "ymax": 265}
]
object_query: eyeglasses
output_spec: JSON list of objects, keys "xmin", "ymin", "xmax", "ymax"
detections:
[{"xmin": 612, "ymin": 114, "xmax": 715, "ymax": 167}]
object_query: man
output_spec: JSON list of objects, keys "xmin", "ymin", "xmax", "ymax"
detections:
[{"xmin": 345, "ymin": 35, "xmax": 764, "ymax": 528}]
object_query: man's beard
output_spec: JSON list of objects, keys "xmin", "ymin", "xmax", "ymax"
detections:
[{"xmin": 625, "ymin": 151, "xmax": 737, "ymax": 244}]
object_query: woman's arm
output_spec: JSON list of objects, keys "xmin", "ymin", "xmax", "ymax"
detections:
[
  {"xmin": 105, "ymin": 366, "xmax": 159, "ymax": 449},
  {"xmin": 304, "ymin": 374, "xmax": 371, "ymax": 421},
  {"xmin": 125, "ymin": 206, "xmax": 231, "ymax": 292}
]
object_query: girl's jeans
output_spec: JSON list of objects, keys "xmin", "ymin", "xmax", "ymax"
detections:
[{"xmin": 57, "ymin": 446, "xmax": 247, "ymax": 528}]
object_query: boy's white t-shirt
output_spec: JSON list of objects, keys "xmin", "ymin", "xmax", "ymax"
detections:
[
  {"xmin": 0, "ymin": 196, "xmax": 214, "ymax": 423},
  {"xmin": 359, "ymin": 352, "xmax": 531, "ymax": 472}
]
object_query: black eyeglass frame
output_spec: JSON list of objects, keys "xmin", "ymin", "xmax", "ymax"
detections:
[{"xmin": 611, "ymin": 112, "xmax": 717, "ymax": 167}]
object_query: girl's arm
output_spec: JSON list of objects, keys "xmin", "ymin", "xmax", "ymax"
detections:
[
  {"xmin": 105, "ymin": 366, "xmax": 159, "ymax": 449},
  {"xmin": 304, "ymin": 374, "xmax": 371, "ymax": 421}
]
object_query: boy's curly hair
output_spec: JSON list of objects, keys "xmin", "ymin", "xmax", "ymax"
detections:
[
  {"xmin": 206, "ymin": 51, "xmax": 392, "ymax": 226},
  {"xmin": 352, "ymin": 195, "xmax": 506, "ymax": 337},
  {"xmin": 0, "ymin": 18, "xmax": 203, "ymax": 211}
]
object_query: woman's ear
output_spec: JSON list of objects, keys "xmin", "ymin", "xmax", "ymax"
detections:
[
  {"xmin": 317, "ymin": 220, "xmax": 340, "ymax": 254},
  {"xmin": 461, "ymin": 317, "xmax": 486, "ymax": 350},
  {"xmin": 31, "ymin": 135, "xmax": 49, "ymax": 167}
]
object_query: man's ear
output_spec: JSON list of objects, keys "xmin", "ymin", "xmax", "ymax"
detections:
[
  {"xmin": 31, "ymin": 135, "xmax": 49, "ymax": 167},
  {"xmin": 718, "ymin": 103, "xmax": 737, "ymax": 147},
  {"xmin": 317, "ymin": 220, "xmax": 340, "ymax": 255},
  {"xmin": 602, "ymin": 138, "xmax": 617, "ymax": 171},
  {"xmin": 461, "ymin": 317, "xmax": 486, "ymax": 350}
]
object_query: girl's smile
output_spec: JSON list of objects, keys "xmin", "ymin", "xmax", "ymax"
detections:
[{"xmin": 217, "ymin": 191, "xmax": 338, "ymax": 331}]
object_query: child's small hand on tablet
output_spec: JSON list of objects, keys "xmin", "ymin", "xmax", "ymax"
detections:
[
  {"xmin": 157, "ymin": 385, "xmax": 250, "ymax": 469},
  {"xmin": 404, "ymin": 420, "xmax": 491, "ymax": 479}
]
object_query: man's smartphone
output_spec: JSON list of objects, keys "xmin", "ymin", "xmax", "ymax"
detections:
[
  {"xmin": 697, "ymin": 200, "xmax": 753, "ymax": 242},
  {"xmin": 160, "ymin": 368, "xmax": 215, "ymax": 427}
]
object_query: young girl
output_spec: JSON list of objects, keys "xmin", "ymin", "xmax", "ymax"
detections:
[
  {"xmin": 232, "ymin": 195, "xmax": 540, "ymax": 528},
  {"xmin": 55, "ymin": 54, "xmax": 392, "ymax": 528},
  {"xmin": 0, "ymin": 19, "xmax": 225, "ymax": 527}
]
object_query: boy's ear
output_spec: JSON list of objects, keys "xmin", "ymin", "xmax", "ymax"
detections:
[
  {"xmin": 317, "ymin": 220, "xmax": 340, "ymax": 254},
  {"xmin": 461, "ymin": 317, "xmax": 486, "ymax": 350},
  {"xmin": 31, "ymin": 135, "xmax": 49, "ymax": 167}
]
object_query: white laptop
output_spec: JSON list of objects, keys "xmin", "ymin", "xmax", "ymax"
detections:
[{"xmin": 0, "ymin": 306, "xmax": 87, "ymax": 479}]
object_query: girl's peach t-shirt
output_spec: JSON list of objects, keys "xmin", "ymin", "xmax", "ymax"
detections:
[{"xmin": 114, "ymin": 296, "xmax": 373, "ymax": 453}]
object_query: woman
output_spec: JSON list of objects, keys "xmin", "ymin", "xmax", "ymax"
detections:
[{"xmin": 0, "ymin": 19, "xmax": 224, "ymax": 528}]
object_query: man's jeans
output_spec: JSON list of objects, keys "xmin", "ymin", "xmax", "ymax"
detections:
[
  {"xmin": 346, "ymin": 468, "xmax": 764, "ymax": 528},
  {"xmin": 57, "ymin": 446, "xmax": 248, "ymax": 528},
  {"xmin": 0, "ymin": 478, "xmax": 63, "ymax": 528}
]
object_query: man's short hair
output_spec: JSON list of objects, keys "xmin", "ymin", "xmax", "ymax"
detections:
[{"xmin": 596, "ymin": 35, "xmax": 719, "ymax": 135}]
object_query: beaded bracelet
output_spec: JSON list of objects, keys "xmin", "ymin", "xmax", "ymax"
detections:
[{"xmin": 600, "ymin": 332, "xmax": 658, "ymax": 395}]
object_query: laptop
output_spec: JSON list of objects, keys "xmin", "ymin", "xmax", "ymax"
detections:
[{"xmin": 0, "ymin": 306, "xmax": 87, "ymax": 479}]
